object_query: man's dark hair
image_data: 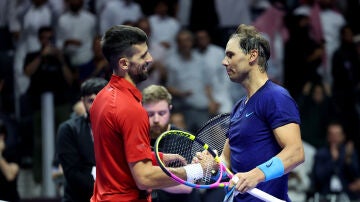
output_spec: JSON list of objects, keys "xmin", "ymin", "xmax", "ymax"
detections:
[
  {"xmin": 80, "ymin": 77, "xmax": 108, "ymax": 97},
  {"xmin": 38, "ymin": 26, "xmax": 53, "ymax": 37},
  {"xmin": 101, "ymin": 25, "xmax": 148, "ymax": 70}
]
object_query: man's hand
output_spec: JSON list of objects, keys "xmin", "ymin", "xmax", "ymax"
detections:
[
  {"xmin": 163, "ymin": 153, "xmax": 187, "ymax": 166},
  {"xmin": 229, "ymin": 168, "xmax": 264, "ymax": 194}
]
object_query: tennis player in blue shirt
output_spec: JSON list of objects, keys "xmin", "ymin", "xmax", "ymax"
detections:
[{"xmin": 220, "ymin": 24, "xmax": 305, "ymax": 201}]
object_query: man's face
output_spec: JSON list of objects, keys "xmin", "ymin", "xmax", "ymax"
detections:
[
  {"xmin": 127, "ymin": 43, "xmax": 153, "ymax": 84},
  {"xmin": 143, "ymin": 100, "xmax": 171, "ymax": 139},
  {"xmin": 82, "ymin": 94, "xmax": 96, "ymax": 115},
  {"xmin": 222, "ymin": 37, "xmax": 250, "ymax": 83}
]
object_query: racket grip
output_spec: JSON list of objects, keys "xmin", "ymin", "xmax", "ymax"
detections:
[{"xmin": 231, "ymin": 176, "xmax": 286, "ymax": 202}]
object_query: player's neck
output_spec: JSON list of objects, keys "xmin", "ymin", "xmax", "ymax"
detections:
[{"xmin": 245, "ymin": 73, "xmax": 269, "ymax": 99}]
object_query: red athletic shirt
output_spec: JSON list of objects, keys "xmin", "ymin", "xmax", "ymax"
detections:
[{"xmin": 90, "ymin": 75, "xmax": 152, "ymax": 202}]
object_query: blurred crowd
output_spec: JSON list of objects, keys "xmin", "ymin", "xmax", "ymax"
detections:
[{"xmin": 0, "ymin": 0, "xmax": 360, "ymax": 201}]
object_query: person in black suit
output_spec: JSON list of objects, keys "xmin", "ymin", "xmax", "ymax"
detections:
[{"xmin": 56, "ymin": 77, "xmax": 108, "ymax": 202}]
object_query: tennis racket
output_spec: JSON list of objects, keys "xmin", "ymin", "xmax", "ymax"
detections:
[{"xmin": 154, "ymin": 113, "xmax": 285, "ymax": 202}]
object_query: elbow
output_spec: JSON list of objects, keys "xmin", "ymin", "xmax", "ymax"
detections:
[
  {"xmin": 297, "ymin": 145, "xmax": 305, "ymax": 166},
  {"xmin": 136, "ymin": 180, "xmax": 151, "ymax": 191},
  {"xmin": 135, "ymin": 175, "xmax": 153, "ymax": 190}
]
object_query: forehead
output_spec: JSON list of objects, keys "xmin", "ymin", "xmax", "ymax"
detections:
[
  {"xmin": 131, "ymin": 42, "xmax": 149, "ymax": 56},
  {"xmin": 143, "ymin": 100, "xmax": 169, "ymax": 111},
  {"xmin": 225, "ymin": 37, "xmax": 241, "ymax": 53}
]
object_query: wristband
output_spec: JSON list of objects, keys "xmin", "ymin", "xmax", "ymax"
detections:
[
  {"xmin": 257, "ymin": 156, "xmax": 284, "ymax": 181},
  {"xmin": 183, "ymin": 163, "xmax": 204, "ymax": 182}
]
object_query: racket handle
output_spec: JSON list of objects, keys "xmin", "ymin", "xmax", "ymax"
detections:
[
  {"xmin": 231, "ymin": 176, "xmax": 285, "ymax": 202},
  {"xmin": 247, "ymin": 188, "xmax": 285, "ymax": 202}
]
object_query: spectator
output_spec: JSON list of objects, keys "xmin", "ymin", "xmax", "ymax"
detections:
[
  {"xmin": 331, "ymin": 25, "xmax": 360, "ymax": 147},
  {"xmin": 148, "ymin": 0, "xmax": 181, "ymax": 50},
  {"xmin": 56, "ymin": 0, "xmax": 97, "ymax": 83},
  {"xmin": 165, "ymin": 29, "xmax": 215, "ymax": 133},
  {"xmin": 135, "ymin": 17, "xmax": 168, "ymax": 91},
  {"xmin": 312, "ymin": 121, "xmax": 360, "ymax": 201},
  {"xmin": 142, "ymin": 84, "xmax": 201, "ymax": 202},
  {"xmin": 194, "ymin": 29, "xmax": 233, "ymax": 115},
  {"xmin": 283, "ymin": 13, "xmax": 324, "ymax": 100},
  {"xmin": 297, "ymin": 81, "xmax": 336, "ymax": 149},
  {"xmin": 56, "ymin": 77, "xmax": 108, "ymax": 202},
  {"xmin": 21, "ymin": 0, "xmax": 53, "ymax": 53},
  {"xmin": 99, "ymin": 0, "xmax": 143, "ymax": 35},
  {"xmin": 0, "ymin": 121, "xmax": 20, "ymax": 202},
  {"xmin": 23, "ymin": 26, "xmax": 76, "ymax": 183}
]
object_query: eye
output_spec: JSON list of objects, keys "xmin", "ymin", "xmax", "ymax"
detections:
[
  {"xmin": 158, "ymin": 111, "xmax": 167, "ymax": 116},
  {"xmin": 226, "ymin": 52, "xmax": 234, "ymax": 59},
  {"xmin": 147, "ymin": 112, "xmax": 155, "ymax": 117}
]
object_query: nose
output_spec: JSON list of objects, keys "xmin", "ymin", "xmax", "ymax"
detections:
[
  {"xmin": 222, "ymin": 58, "xmax": 229, "ymax": 67},
  {"xmin": 153, "ymin": 113, "xmax": 160, "ymax": 122},
  {"xmin": 145, "ymin": 55, "xmax": 153, "ymax": 67}
]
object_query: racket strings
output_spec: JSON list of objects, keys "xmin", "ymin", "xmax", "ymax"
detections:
[
  {"xmin": 195, "ymin": 113, "xmax": 231, "ymax": 156},
  {"xmin": 158, "ymin": 131, "xmax": 217, "ymax": 185}
]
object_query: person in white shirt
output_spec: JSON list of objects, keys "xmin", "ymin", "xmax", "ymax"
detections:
[
  {"xmin": 56, "ymin": 0, "xmax": 97, "ymax": 82},
  {"xmin": 149, "ymin": 1, "xmax": 181, "ymax": 50},
  {"xmin": 194, "ymin": 29, "xmax": 233, "ymax": 114},
  {"xmin": 99, "ymin": 0, "xmax": 143, "ymax": 35}
]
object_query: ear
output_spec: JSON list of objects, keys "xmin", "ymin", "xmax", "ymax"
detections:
[
  {"xmin": 169, "ymin": 104, "xmax": 173, "ymax": 111},
  {"xmin": 118, "ymin": 58, "xmax": 129, "ymax": 70},
  {"xmin": 249, "ymin": 49, "xmax": 258, "ymax": 65}
]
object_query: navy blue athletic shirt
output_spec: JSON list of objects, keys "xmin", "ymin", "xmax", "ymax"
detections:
[{"xmin": 227, "ymin": 80, "xmax": 300, "ymax": 202}]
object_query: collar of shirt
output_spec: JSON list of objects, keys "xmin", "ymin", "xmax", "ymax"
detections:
[{"xmin": 109, "ymin": 75, "xmax": 142, "ymax": 103}]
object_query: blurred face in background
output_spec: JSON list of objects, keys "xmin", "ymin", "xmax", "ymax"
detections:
[
  {"xmin": 143, "ymin": 100, "xmax": 172, "ymax": 139},
  {"xmin": 196, "ymin": 30, "xmax": 211, "ymax": 50},
  {"xmin": 327, "ymin": 124, "xmax": 345, "ymax": 147},
  {"xmin": 176, "ymin": 31, "xmax": 194, "ymax": 55},
  {"xmin": 82, "ymin": 94, "xmax": 96, "ymax": 115}
]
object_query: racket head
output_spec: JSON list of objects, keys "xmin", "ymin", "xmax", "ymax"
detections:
[
  {"xmin": 195, "ymin": 113, "xmax": 231, "ymax": 156},
  {"xmin": 154, "ymin": 129, "xmax": 227, "ymax": 189}
]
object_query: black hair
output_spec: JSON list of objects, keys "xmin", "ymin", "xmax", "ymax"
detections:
[
  {"xmin": 38, "ymin": 26, "xmax": 53, "ymax": 37},
  {"xmin": 80, "ymin": 77, "xmax": 108, "ymax": 97},
  {"xmin": 101, "ymin": 25, "xmax": 148, "ymax": 70}
]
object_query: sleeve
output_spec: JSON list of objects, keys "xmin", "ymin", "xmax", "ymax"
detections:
[
  {"xmin": 262, "ymin": 89, "xmax": 301, "ymax": 129},
  {"xmin": 56, "ymin": 120, "xmax": 94, "ymax": 197},
  {"xmin": 120, "ymin": 106, "xmax": 153, "ymax": 163}
]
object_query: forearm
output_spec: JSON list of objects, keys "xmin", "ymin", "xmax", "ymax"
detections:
[
  {"xmin": 62, "ymin": 64, "xmax": 74, "ymax": 85},
  {"xmin": 276, "ymin": 144, "xmax": 305, "ymax": 174},
  {"xmin": 24, "ymin": 56, "xmax": 41, "ymax": 76},
  {"xmin": 130, "ymin": 160, "xmax": 187, "ymax": 190},
  {"xmin": 160, "ymin": 184, "xmax": 192, "ymax": 194}
]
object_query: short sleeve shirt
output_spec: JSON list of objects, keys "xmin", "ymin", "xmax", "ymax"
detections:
[
  {"xmin": 90, "ymin": 75, "xmax": 152, "ymax": 202},
  {"xmin": 228, "ymin": 80, "xmax": 300, "ymax": 202}
]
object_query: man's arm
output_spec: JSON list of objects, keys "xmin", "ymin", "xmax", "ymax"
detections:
[
  {"xmin": 129, "ymin": 159, "xmax": 187, "ymax": 190},
  {"xmin": 273, "ymin": 123, "xmax": 305, "ymax": 173},
  {"xmin": 57, "ymin": 122, "xmax": 94, "ymax": 193},
  {"xmin": 220, "ymin": 139, "xmax": 231, "ymax": 169},
  {"xmin": 0, "ymin": 138, "xmax": 19, "ymax": 181},
  {"xmin": 129, "ymin": 151, "xmax": 216, "ymax": 190},
  {"xmin": 230, "ymin": 123, "xmax": 304, "ymax": 193},
  {"xmin": 161, "ymin": 184, "xmax": 192, "ymax": 194}
]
